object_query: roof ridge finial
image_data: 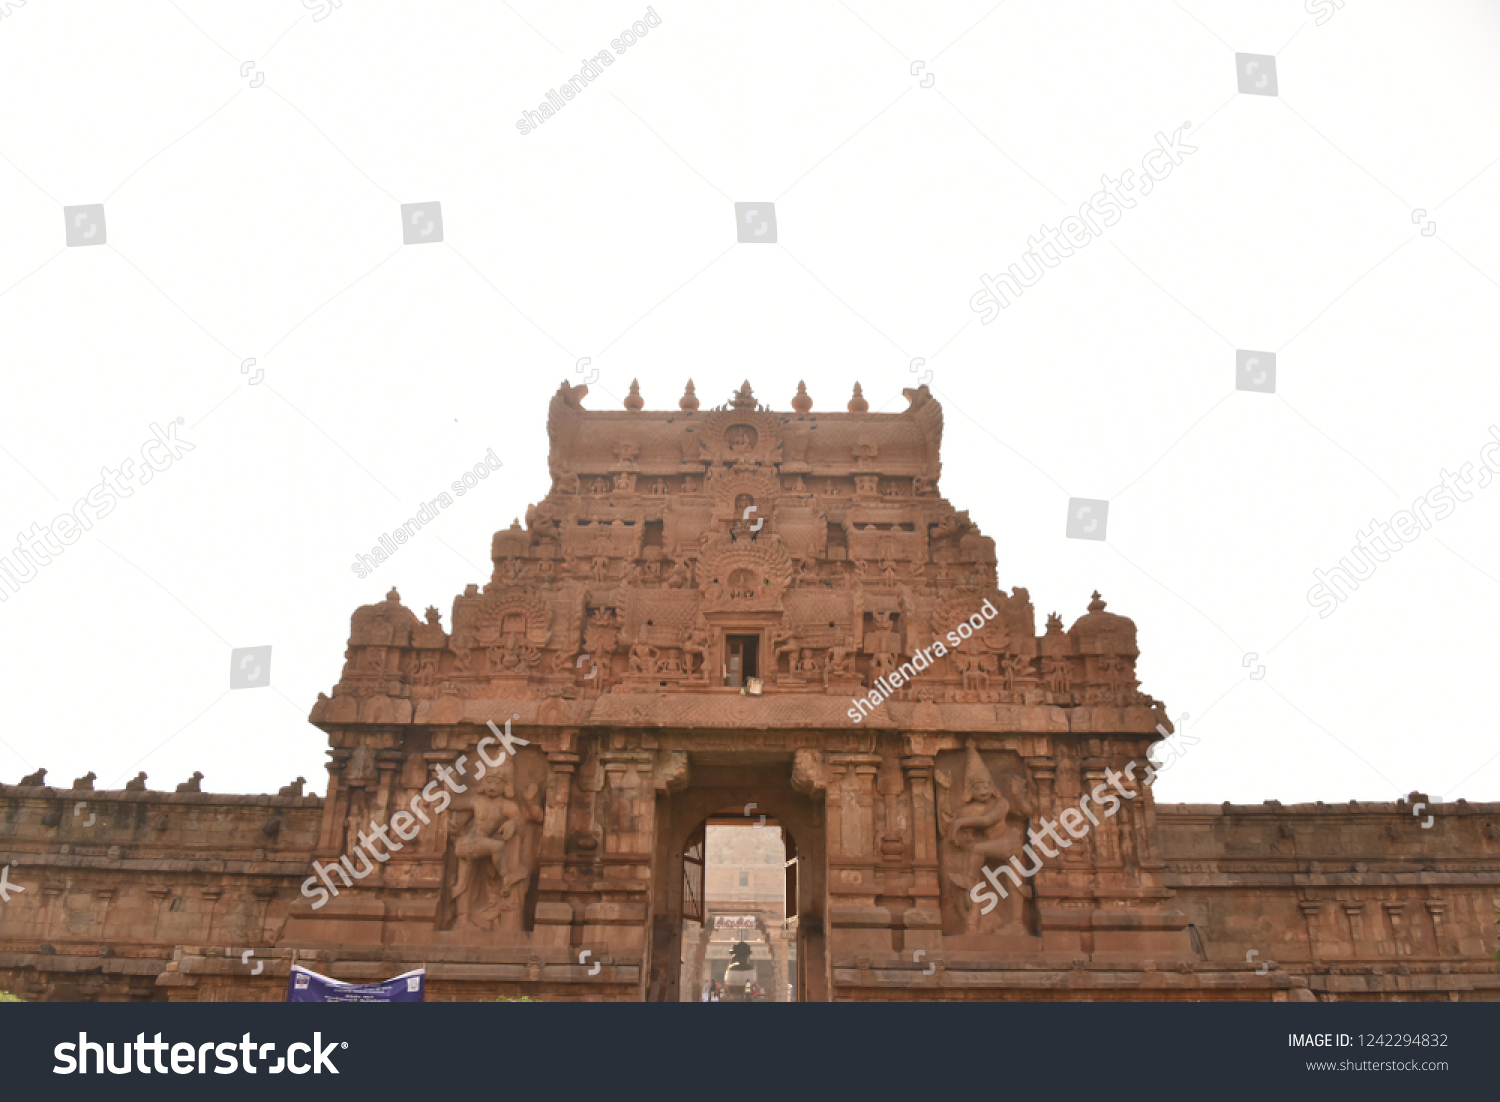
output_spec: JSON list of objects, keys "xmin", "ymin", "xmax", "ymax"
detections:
[
  {"xmin": 791, "ymin": 380, "xmax": 812, "ymax": 413},
  {"xmin": 680, "ymin": 379, "xmax": 699, "ymax": 413},
  {"xmin": 625, "ymin": 379, "xmax": 644, "ymax": 412},
  {"xmin": 847, "ymin": 382, "xmax": 869, "ymax": 413}
]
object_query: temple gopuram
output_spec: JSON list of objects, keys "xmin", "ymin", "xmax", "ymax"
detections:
[{"xmin": 2, "ymin": 381, "xmax": 1497, "ymax": 1001}]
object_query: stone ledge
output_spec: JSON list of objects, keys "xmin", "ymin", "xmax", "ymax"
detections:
[{"xmin": 0, "ymin": 785, "xmax": 322, "ymax": 807}]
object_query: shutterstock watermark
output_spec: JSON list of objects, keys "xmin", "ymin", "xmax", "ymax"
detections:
[
  {"xmin": 54, "ymin": 1032, "xmax": 343, "ymax": 1075},
  {"xmin": 0, "ymin": 420, "xmax": 193, "ymax": 602},
  {"xmin": 1307, "ymin": 427, "xmax": 1500, "ymax": 618},
  {"xmin": 970, "ymin": 714, "xmax": 1193, "ymax": 913},
  {"xmin": 1305, "ymin": 0, "xmax": 1345, "ymax": 27},
  {"xmin": 300, "ymin": 719, "xmax": 527, "ymax": 908},
  {"xmin": 515, "ymin": 7, "xmax": 662, "ymax": 135},
  {"xmin": 969, "ymin": 125, "xmax": 1197, "ymax": 321}
]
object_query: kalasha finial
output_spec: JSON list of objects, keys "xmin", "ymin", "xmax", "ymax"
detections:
[
  {"xmin": 847, "ymin": 382, "xmax": 869, "ymax": 412},
  {"xmin": 680, "ymin": 379, "xmax": 700, "ymax": 413},
  {"xmin": 386, "ymin": 587, "xmax": 401, "ymax": 603},
  {"xmin": 791, "ymin": 380, "xmax": 812, "ymax": 413},
  {"xmin": 1088, "ymin": 591, "xmax": 1106, "ymax": 613},
  {"xmin": 625, "ymin": 379, "xmax": 644, "ymax": 412}
]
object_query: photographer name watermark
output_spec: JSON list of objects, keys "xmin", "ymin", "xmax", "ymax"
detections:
[
  {"xmin": 350, "ymin": 448, "xmax": 501, "ymax": 579},
  {"xmin": 515, "ymin": 7, "xmax": 662, "ymax": 135},
  {"xmin": 848, "ymin": 599, "xmax": 999, "ymax": 722}
]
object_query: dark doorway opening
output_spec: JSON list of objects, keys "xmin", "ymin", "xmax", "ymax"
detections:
[
  {"xmin": 680, "ymin": 816, "xmax": 794, "ymax": 1002},
  {"xmin": 724, "ymin": 634, "xmax": 759, "ymax": 687}
]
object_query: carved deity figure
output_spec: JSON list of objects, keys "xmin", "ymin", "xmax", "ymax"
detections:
[
  {"xmin": 681, "ymin": 621, "xmax": 710, "ymax": 680},
  {"xmin": 769, "ymin": 617, "xmax": 799, "ymax": 676},
  {"xmin": 450, "ymin": 760, "xmax": 543, "ymax": 932},
  {"xmin": 1000, "ymin": 654, "xmax": 1028, "ymax": 691},
  {"xmin": 451, "ymin": 633, "xmax": 475, "ymax": 673},
  {"xmin": 590, "ymin": 552, "xmax": 612, "ymax": 583},
  {"xmin": 871, "ymin": 641, "xmax": 900, "ymax": 686},
  {"xmin": 796, "ymin": 648, "xmax": 823, "ymax": 677},
  {"xmin": 629, "ymin": 641, "xmax": 659, "ymax": 676},
  {"xmin": 1042, "ymin": 656, "xmax": 1072, "ymax": 694},
  {"xmin": 955, "ymin": 652, "xmax": 988, "ymax": 691},
  {"xmin": 495, "ymin": 632, "xmax": 540, "ymax": 675},
  {"xmin": 935, "ymin": 741, "xmax": 1033, "ymax": 936},
  {"xmin": 822, "ymin": 644, "xmax": 855, "ymax": 687}
]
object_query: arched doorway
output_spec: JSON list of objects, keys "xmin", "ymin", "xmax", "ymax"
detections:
[
  {"xmin": 647, "ymin": 763, "xmax": 826, "ymax": 1002},
  {"xmin": 681, "ymin": 818, "xmax": 792, "ymax": 1002}
]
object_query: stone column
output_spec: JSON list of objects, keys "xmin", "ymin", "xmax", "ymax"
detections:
[
  {"xmin": 902, "ymin": 754, "xmax": 939, "ymax": 900},
  {"xmin": 1081, "ymin": 755, "xmax": 1119, "ymax": 867},
  {"xmin": 540, "ymin": 747, "xmax": 578, "ymax": 868},
  {"xmin": 1299, "ymin": 901, "xmax": 1324, "ymax": 962},
  {"xmin": 766, "ymin": 927, "xmax": 790, "ymax": 1002},
  {"xmin": 590, "ymin": 748, "xmax": 656, "ymax": 979},
  {"xmin": 533, "ymin": 745, "xmax": 579, "ymax": 949},
  {"xmin": 682, "ymin": 922, "xmax": 713, "ymax": 1001},
  {"xmin": 827, "ymin": 753, "xmax": 882, "ymax": 862},
  {"xmin": 316, "ymin": 749, "xmax": 352, "ymax": 854},
  {"xmin": 420, "ymin": 750, "xmax": 461, "ymax": 862},
  {"xmin": 369, "ymin": 750, "xmax": 404, "ymax": 886},
  {"xmin": 1424, "ymin": 900, "xmax": 1447, "ymax": 956},
  {"xmin": 1343, "ymin": 902, "xmax": 1366, "ymax": 955}
]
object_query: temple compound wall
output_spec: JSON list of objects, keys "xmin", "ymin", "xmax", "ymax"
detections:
[{"xmin": 2, "ymin": 380, "xmax": 1496, "ymax": 1001}]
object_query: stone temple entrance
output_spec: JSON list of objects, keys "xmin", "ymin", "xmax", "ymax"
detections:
[
  {"xmin": 12, "ymin": 379, "xmax": 1497, "ymax": 1004},
  {"xmin": 677, "ymin": 819, "xmax": 792, "ymax": 1002},
  {"xmin": 649, "ymin": 759, "xmax": 825, "ymax": 1002}
]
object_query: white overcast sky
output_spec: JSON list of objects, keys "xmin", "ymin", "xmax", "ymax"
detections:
[{"xmin": 1, "ymin": 1, "xmax": 1497, "ymax": 806}]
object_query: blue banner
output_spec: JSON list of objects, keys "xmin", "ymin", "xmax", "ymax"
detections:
[{"xmin": 286, "ymin": 965, "xmax": 425, "ymax": 1003}]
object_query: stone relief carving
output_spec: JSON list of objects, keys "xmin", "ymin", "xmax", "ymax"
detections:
[
  {"xmin": 445, "ymin": 752, "xmax": 543, "ymax": 932},
  {"xmin": 935, "ymin": 741, "xmax": 1034, "ymax": 936}
]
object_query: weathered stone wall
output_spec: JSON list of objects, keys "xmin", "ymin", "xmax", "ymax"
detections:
[
  {"xmin": 4, "ymin": 781, "xmax": 1496, "ymax": 1001},
  {"xmin": 1155, "ymin": 798, "xmax": 1500, "ymax": 1002},
  {"xmin": 0, "ymin": 784, "xmax": 321, "ymax": 1001},
  {"xmin": 4, "ymin": 383, "xmax": 1495, "ymax": 1002}
]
